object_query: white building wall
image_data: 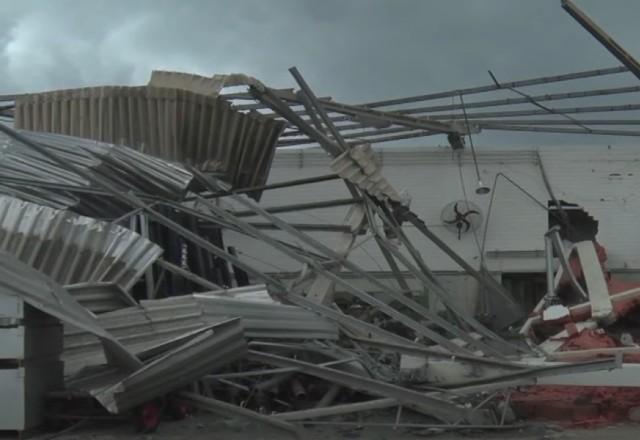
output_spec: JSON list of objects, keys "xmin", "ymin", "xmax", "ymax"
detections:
[
  {"xmin": 541, "ymin": 150, "xmax": 640, "ymax": 270},
  {"xmin": 223, "ymin": 146, "xmax": 640, "ymax": 277}
]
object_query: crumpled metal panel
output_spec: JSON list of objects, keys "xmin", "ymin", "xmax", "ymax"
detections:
[
  {"xmin": 203, "ymin": 285, "xmax": 277, "ymax": 302},
  {"xmin": 13, "ymin": 85, "xmax": 285, "ymax": 199},
  {"xmin": 330, "ymin": 143, "xmax": 401, "ymax": 202},
  {"xmin": 63, "ymin": 300, "xmax": 218, "ymax": 375},
  {"xmin": 67, "ymin": 318, "xmax": 247, "ymax": 414},
  {"xmin": 0, "ymin": 196, "xmax": 162, "ymax": 290},
  {"xmin": 96, "ymin": 319, "xmax": 246, "ymax": 413},
  {"xmin": 63, "ymin": 289, "xmax": 338, "ymax": 375},
  {"xmin": 0, "ymin": 130, "xmax": 193, "ymax": 217},
  {"xmin": 0, "ymin": 251, "xmax": 142, "ymax": 373}
]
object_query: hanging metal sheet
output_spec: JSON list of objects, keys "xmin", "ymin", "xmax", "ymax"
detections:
[
  {"xmin": 13, "ymin": 85, "xmax": 285, "ymax": 199},
  {"xmin": 0, "ymin": 196, "xmax": 162, "ymax": 290}
]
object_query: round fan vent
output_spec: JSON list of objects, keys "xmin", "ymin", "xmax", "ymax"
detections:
[{"xmin": 440, "ymin": 200, "xmax": 483, "ymax": 239}]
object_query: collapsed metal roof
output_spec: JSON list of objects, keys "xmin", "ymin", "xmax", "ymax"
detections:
[
  {"xmin": 0, "ymin": 2, "xmax": 637, "ymax": 428},
  {"xmin": 0, "ymin": 129, "xmax": 193, "ymax": 217},
  {"xmin": 78, "ymin": 318, "xmax": 247, "ymax": 414},
  {"xmin": 13, "ymin": 84, "xmax": 285, "ymax": 199}
]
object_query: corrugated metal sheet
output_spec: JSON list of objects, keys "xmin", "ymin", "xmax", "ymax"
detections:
[
  {"xmin": 0, "ymin": 196, "xmax": 162, "ymax": 290},
  {"xmin": 139, "ymin": 292, "xmax": 339, "ymax": 340},
  {"xmin": 270, "ymin": 147, "xmax": 538, "ymax": 168},
  {"xmin": 63, "ymin": 300, "xmax": 217, "ymax": 375},
  {"xmin": 0, "ymin": 251, "xmax": 142, "ymax": 373},
  {"xmin": 192, "ymin": 295, "xmax": 339, "ymax": 340},
  {"xmin": 14, "ymin": 85, "xmax": 285, "ymax": 199},
  {"xmin": 67, "ymin": 318, "xmax": 247, "ymax": 414},
  {"xmin": 63, "ymin": 289, "xmax": 338, "ymax": 375},
  {"xmin": 0, "ymin": 130, "xmax": 193, "ymax": 217},
  {"xmin": 65, "ymin": 282, "xmax": 137, "ymax": 314}
]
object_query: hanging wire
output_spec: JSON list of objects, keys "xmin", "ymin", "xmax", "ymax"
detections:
[
  {"xmin": 479, "ymin": 171, "xmax": 565, "ymax": 259},
  {"xmin": 459, "ymin": 93, "xmax": 484, "ymax": 185},
  {"xmin": 488, "ymin": 70, "xmax": 593, "ymax": 132}
]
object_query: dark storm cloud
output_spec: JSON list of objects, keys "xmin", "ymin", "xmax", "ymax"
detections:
[{"xmin": 2, "ymin": 0, "xmax": 640, "ymax": 146}]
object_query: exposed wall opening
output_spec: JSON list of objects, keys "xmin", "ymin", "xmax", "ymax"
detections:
[
  {"xmin": 501, "ymin": 273, "xmax": 547, "ymax": 312},
  {"xmin": 548, "ymin": 200, "xmax": 599, "ymax": 242}
]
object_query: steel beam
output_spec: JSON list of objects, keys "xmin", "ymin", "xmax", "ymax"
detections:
[
  {"xmin": 371, "ymin": 225, "xmax": 518, "ymax": 355},
  {"xmin": 480, "ymin": 123, "xmax": 640, "ymax": 137},
  {"xmin": 394, "ymin": 204, "xmax": 522, "ymax": 315},
  {"xmin": 363, "ymin": 66, "xmax": 629, "ymax": 107},
  {"xmin": 248, "ymin": 350, "xmax": 487, "ymax": 425},
  {"xmin": 279, "ymin": 83, "xmax": 640, "ymax": 137},
  {"xmin": 177, "ymin": 391, "xmax": 302, "ymax": 439},
  {"xmin": 249, "ymin": 86, "xmax": 343, "ymax": 156},
  {"xmin": 189, "ymin": 186, "xmax": 471, "ymax": 354},
  {"xmin": 562, "ymin": 0, "xmax": 640, "ymax": 81},
  {"xmin": 423, "ymin": 102, "xmax": 640, "ymax": 121},
  {"xmin": 0, "ymin": 123, "xmax": 288, "ymax": 295},
  {"xmin": 439, "ymin": 357, "xmax": 620, "ymax": 389},
  {"xmin": 197, "ymin": 173, "xmax": 341, "ymax": 200},
  {"xmin": 155, "ymin": 259, "xmax": 222, "ymax": 291},
  {"xmin": 353, "ymin": 338, "xmax": 523, "ymax": 369},
  {"xmin": 306, "ymin": 204, "xmax": 367, "ymax": 305},
  {"xmin": 246, "ymin": 223, "xmax": 353, "ymax": 233},
  {"xmin": 231, "ymin": 197, "xmax": 361, "ymax": 217},
  {"xmin": 228, "ymin": 66, "xmax": 627, "ymax": 112},
  {"xmin": 282, "ymin": 92, "xmax": 469, "ymax": 134},
  {"xmin": 191, "ymin": 172, "xmax": 491, "ymax": 354},
  {"xmin": 289, "ymin": 66, "xmax": 350, "ymax": 151}
]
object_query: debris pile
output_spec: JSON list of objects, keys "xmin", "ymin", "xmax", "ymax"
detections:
[
  {"xmin": 515, "ymin": 231, "xmax": 640, "ymax": 427},
  {"xmin": 0, "ymin": 58, "xmax": 637, "ymax": 437}
]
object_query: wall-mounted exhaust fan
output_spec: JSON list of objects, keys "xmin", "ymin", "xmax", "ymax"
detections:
[{"xmin": 441, "ymin": 200, "xmax": 483, "ymax": 240}]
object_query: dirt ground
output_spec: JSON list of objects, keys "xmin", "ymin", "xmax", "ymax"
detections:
[{"xmin": 21, "ymin": 412, "xmax": 640, "ymax": 440}]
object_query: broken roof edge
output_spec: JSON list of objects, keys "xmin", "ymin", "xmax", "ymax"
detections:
[{"xmin": 148, "ymin": 70, "xmax": 265, "ymax": 97}]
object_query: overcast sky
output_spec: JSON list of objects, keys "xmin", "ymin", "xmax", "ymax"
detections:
[{"xmin": 2, "ymin": 0, "xmax": 640, "ymax": 147}]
